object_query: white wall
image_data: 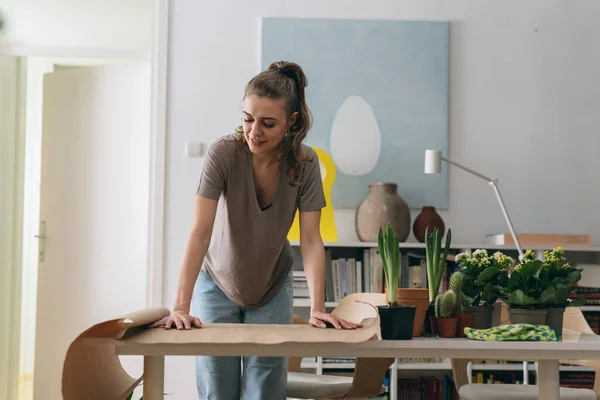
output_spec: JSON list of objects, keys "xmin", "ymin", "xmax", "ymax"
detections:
[
  {"xmin": 165, "ymin": 1, "xmax": 600, "ymax": 397},
  {"xmin": 0, "ymin": 0, "xmax": 153, "ymax": 49}
]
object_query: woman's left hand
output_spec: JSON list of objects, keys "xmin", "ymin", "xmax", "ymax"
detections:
[{"xmin": 309, "ymin": 311, "xmax": 363, "ymax": 330}]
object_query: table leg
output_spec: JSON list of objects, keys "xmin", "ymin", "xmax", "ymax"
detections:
[
  {"xmin": 537, "ymin": 359, "xmax": 559, "ymax": 400},
  {"xmin": 143, "ymin": 355, "xmax": 165, "ymax": 400},
  {"xmin": 390, "ymin": 358, "xmax": 398, "ymax": 400}
]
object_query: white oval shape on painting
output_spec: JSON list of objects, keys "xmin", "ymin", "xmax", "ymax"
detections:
[{"xmin": 330, "ymin": 95, "xmax": 381, "ymax": 176}]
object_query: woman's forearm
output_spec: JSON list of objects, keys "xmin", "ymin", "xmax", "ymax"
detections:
[
  {"xmin": 173, "ymin": 232, "xmax": 211, "ymax": 313},
  {"xmin": 300, "ymin": 239, "xmax": 326, "ymax": 314}
]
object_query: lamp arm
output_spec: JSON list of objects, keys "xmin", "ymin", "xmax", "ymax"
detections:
[
  {"xmin": 441, "ymin": 157, "xmax": 493, "ymax": 182},
  {"xmin": 490, "ymin": 180, "xmax": 524, "ymax": 260},
  {"xmin": 441, "ymin": 156, "xmax": 524, "ymax": 260}
]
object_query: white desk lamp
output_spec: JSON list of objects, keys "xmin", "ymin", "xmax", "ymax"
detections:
[
  {"xmin": 424, "ymin": 149, "xmax": 524, "ymax": 260},
  {"xmin": 425, "ymin": 149, "xmax": 530, "ymax": 385}
]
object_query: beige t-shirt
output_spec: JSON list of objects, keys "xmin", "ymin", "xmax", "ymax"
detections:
[{"xmin": 196, "ymin": 134, "xmax": 326, "ymax": 309}]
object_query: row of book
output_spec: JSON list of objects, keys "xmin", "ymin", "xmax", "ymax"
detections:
[
  {"xmin": 292, "ymin": 247, "xmax": 459, "ymax": 303},
  {"xmin": 570, "ymin": 286, "xmax": 600, "ymax": 306},
  {"xmin": 395, "ymin": 376, "xmax": 457, "ymax": 400}
]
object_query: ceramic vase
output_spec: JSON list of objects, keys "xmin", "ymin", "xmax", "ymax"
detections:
[
  {"xmin": 355, "ymin": 182, "xmax": 411, "ymax": 242},
  {"xmin": 413, "ymin": 206, "xmax": 445, "ymax": 243}
]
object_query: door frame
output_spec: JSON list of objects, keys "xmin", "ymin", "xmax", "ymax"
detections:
[
  {"xmin": 0, "ymin": 0, "xmax": 169, "ymax": 397},
  {"xmin": 0, "ymin": 0, "xmax": 168, "ymax": 306}
]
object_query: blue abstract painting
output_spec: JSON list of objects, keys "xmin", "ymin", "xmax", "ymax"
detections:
[{"xmin": 260, "ymin": 18, "xmax": 449, "ymax": 209}]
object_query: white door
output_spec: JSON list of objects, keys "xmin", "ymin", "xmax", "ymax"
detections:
[{"xmin": 33, "ymin": 62, "xmax": 151, "ymax": 400}]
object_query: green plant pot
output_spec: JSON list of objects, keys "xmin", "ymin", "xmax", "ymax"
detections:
[
  {"xmin": 509, "ymin": 308, "xmax": 548, "ymax": 325},
  {"xmin": 464, "ymin": 306, "xmax": 494, "ymax": 329},
  {"xmin": 546, "ymin": 307, "xmax": 565, "ymax": 337}
]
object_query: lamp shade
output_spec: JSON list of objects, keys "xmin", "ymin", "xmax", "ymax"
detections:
[{"xmin": 424, "ymin": 149, "xmax": 442, "ymax": 174}]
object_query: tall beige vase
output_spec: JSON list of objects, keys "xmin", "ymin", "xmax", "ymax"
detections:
[{"xmin": 355, "ymin": 182, "xmax": 411, "ymax": 242}]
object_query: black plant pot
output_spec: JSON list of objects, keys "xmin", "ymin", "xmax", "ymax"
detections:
[
  {"xmin": 377, "ymin": 305, "xmax": 416, "ymax": 340},
  {"xmin": 422, "ymin": 302, "xmax": 436, "ymax": 336}
]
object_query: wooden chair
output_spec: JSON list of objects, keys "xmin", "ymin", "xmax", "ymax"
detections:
[
  {"xmin": 287, "ymin": 293, "xmax": 394, "ymax": 399},
  {"xmin": 451, "ymin": 307, "xmax": 600, "ymax": 400}
]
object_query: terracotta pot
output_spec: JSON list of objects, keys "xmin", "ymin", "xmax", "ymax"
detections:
[
  {"xmin": 355, "ymin": 182, "xmax": 411, "ymax": 242},
  {"xmin": 456, "ymin": 313, "xmax": 474, "ymax": 337},
  {"xmin": 438, "ymin": 317, "xmax": 458, "ymax": 338},
  {"xmin": 412, "ymin": 206, "xmax": 445, "ymax": 243},
  {"xmin": 386, "ymin": 288, "xmax": 430, "ymax": 337},
  {"xmin": 429, "ymin": 316, "xmax": 439, "ymax": 336}
]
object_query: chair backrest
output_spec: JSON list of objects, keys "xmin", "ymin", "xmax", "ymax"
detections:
[
  {"xmin": 452, "ymin": 307, "xmax": 600, "ymax": 395},
  {"xmin": 564, "ymin": 306, "xmax": 596, "ymax": 335},
  {"xmin": 288, "ymin": 314, "xmax": 305, "ymax": 372}
]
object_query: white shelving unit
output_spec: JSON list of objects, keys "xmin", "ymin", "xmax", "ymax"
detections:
[
  {"xmin": 300, "ymin": 359, "xmax": 594, "ymax": 372},
  {"xmin": 291, "ymin": 241, "xmax": 600, "ymax": 398}
]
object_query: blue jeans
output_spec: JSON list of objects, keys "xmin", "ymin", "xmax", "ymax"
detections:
[{"xmin": 192, "ymin": 269, "xmax": 293, "ymax": 400}]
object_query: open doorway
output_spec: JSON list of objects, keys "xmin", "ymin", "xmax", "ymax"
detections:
[
  {"xmin": 15, "ymin": 56, "xmax": 151, "ymax": 400},
  {"xmin": 0, "ymin": 1, "xmax": 169, "ymax": 398}
]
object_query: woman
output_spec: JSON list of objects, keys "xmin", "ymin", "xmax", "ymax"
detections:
[{"xmin": 152, "ymin": 61, "xmax": 360, "ymax": 399}]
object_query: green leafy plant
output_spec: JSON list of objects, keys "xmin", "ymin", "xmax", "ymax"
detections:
[
  {"xmin": 456, "ymin": 250, "xmax": 512, "ymax": 307},
  {"xmin": 537, "ymin": 248, "xmax": 586, "ymax": 308},
  {"xmin": 435, "ymin": 290, "xmax": 457, "ymax": 318},
  {"xmin": 425, "ymin": 226, "xmax": 452, "ymax": 302},
  {"xmin": 378, "ymin": 223, "xmax": 400, "ymax": 307},
  {"xmin": 498, "ymin": 248, "xmax": 585, "ymax": 309}
]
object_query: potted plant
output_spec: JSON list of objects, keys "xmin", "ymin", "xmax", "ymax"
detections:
[
  {"xmin": 423, "ymin": 226, "xmax": 452, "ymax": 334},
  {"xmin": 449, "ymin": 271, "xmax": 473, "ymax": 337},
  {"xmin": 537, "ymin": 248, "xmax": 586, "ymax": 335},
  {"xmin": 456, "ymin": 250, "xmax": 512, "ymax": 329},
  {"xmin": 498, "ymin": 249, "xmax": 548, "ymax": 325},
  {"xmin": 434, "ymin": 290, "xmax": 458, "ymax": 338},
  {"xmin": 377, "ymin": 223, "xmax": 416, "ymax": 340}
]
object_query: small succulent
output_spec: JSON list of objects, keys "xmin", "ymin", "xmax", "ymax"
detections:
[
  {"xmin": 449, "ymin": 271, "xmax": 464, "ymax": 315},
  {"xmin": 435, "ymin": 290, "xmax": 457, "ymax": 318}
]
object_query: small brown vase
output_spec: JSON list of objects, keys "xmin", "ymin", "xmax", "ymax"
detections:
[
  {"xmin": 355, "ymin": 182, "xmax": 411, "ymax": 242},
  {"xmin": 438, "ymin": 317, "xmax": 458, "ymax": 338},
  {"xmin": 413, "ymin": 206, "xmax": 445, "ymax": 243}
]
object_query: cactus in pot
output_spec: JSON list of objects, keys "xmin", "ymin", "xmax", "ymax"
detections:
[
  {"xmin": 435, "ymin": 290, "xmax": 459, "ymax": 338},
  {"xmin": 435, "ymin": 291, "xmax": 457, "ymax": 318},
  {"xmin": 449, "ymin": 271, "xmax": 464, "ymax": 315}
]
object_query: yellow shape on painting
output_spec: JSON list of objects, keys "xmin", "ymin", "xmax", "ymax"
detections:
[{"xmin": 288, "ymin": 147, "xmax": 338, "ymax": 242}]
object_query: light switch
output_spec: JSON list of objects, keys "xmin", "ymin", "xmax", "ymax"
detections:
[{"xmin": 185, "ymin": 141, "xmax": 204, "ymax": 157}]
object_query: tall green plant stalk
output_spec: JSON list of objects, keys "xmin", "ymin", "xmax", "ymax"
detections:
[
  {"xmin": 378, "ymin": 223, "xmax": 400, "ymax": 306},
  {"xmin": 426, "ymin": 226, "xmax": 452, "ymax": 302}
]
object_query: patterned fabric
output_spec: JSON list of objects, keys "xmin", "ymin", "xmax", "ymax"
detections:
[{"xmin": 465, "ymin": 323, "xmax": 558, "ymax": 341}]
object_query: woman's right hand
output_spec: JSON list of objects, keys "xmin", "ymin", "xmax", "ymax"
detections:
[{"xmin": 150, "ymin": 309, "xmax": 202, "ymax": 330}]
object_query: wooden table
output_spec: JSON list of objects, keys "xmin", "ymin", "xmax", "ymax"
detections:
[{"xmin": 102, "ymin": 333, "xmax": 600, "ymax": 400}]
